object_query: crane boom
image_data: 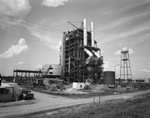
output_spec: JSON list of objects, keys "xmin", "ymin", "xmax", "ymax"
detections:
[{"xmin": 67, "ymin": 21, "xmax": 79, "ymax": 29}]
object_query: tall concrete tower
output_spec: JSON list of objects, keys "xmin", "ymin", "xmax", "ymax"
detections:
[{"xmin": 120, "ymin": 48, "xmax": 132, "ymax": 82}]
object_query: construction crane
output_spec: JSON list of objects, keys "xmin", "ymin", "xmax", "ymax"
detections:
[
  {"xmin": 67, "ymin": 21, "xmax": 79, "ymax": 29},
  {"xmin": 67, "ymin": 21, "xmax": 83, "ymax": 29}
]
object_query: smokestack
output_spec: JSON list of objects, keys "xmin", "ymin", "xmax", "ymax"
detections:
[
  {"xmin": 61, "ymin": 32, "xmax": 66, "ymax": 78},
  {"xmin": 83, "ymin": 18, "xmax": 87, "ymax": 46},
  {"xmin": 61, "ymin": 32, "xmax": 65, "ymax": 66},
  {"xmin": 91, "ymin": 21, "xmax": 94, "ymax": 47}
]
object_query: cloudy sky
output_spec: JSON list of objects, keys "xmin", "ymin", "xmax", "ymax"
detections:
[{"xmin": 0, "ymin": 0, "xmax": 150, "ymax": 79}]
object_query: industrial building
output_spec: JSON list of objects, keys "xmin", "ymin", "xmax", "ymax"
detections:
[
  {"xmin": 61, "ymin": 18, "xmax": 103, "ymax": 83},
  {"xmin": 13, "ymin": 69, "xmax": 42, "ymax": 84},
  {"xmin": 42, "ymin": 64, "xmax": 61, "ymax": 78},
  {"xmin": 12, "ymin": 19, "xmax": 104, "ymax": 85},
  {"xmin": 0, "ymin": 83, "xmax": 21, "ymax": 102}
]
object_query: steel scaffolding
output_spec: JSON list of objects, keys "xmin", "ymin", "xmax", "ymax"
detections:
[
  {"xmin": 120, "ymin": 49, "xmax": 132, "ymax": 82},
  {"xmin": 61, "ymin": 28, "xmax": 103, "ymax": 83}
]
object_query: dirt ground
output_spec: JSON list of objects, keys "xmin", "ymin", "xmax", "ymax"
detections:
[
  {"xmin": 0, "ymin": 89, "xmax": 150, "ymax": 118},
  {"xmin": 34, "ymin": 93, "xmax": 150, "ymax": 118},
  {"xmin": 45, "ymin": 93, "xmax": 150, "ymax": 118}
]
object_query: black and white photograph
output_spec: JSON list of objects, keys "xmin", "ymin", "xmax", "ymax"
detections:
[{"xmin": 0, "ymin": 0, "xmax": 150, "ymax": 118}]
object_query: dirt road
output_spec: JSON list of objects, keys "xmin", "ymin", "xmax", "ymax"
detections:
[{"xmin": 0, "ymin": 90, "xmax": 150, "ymax": 118}]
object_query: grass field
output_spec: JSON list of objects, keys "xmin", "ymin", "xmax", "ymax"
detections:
[
  {"xmin": 18, "ymin": 92, "xmax": 150, "ymax": 118},
  {"xmin": 18, "ymin": 83, "xmax": 150, "ymax": 118}
]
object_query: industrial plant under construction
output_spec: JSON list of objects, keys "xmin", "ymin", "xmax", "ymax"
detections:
[
  {"xmin": 1, "ymin": 18, "xmax": 150, "ymax": 105},
  {"xmin": 61, "ymin": 18, "xmax": 103, "ymax": 83},
  {"xmin": 12, "ymin": 18, "xmax": 104, "ymax": 85},
  {"xmin": 11, "ymin": 18, "xmax": 149, "ymax": 85}
]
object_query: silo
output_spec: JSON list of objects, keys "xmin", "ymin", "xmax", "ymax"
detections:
[{"xmin": 104, "ymin": 71, "xmax": 115, "ymax": 85}]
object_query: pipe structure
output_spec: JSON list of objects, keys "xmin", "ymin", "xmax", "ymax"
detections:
[
  {"xmin": 97, "ymin": 50, "xmax": 101, "ymax": 57},
  {"xmin": 84, "ymin": 48, "xmax": 93, "ymax": 57},
  {"xmin": 84, "ymin": 48, "xmax": 93, "ymax": 64},
  {"xmin": 92, "ymin": 50, "xmax": 100, "ymax": 58},
  {"xmin": 83, "ymin": 18, "xmax": 87, "ymax": 46},
  {"xmin": 91, "ymin": 21, "xmax": 95, "ymax": 47}
]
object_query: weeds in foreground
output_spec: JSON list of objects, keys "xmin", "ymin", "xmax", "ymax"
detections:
[
  {"xmin": 62, "ymin": 93, "xmax": 150, "ymax": 118},
  {"xmin": 14, "ymin": 93, "xmax": 150, "ymax": 118}
]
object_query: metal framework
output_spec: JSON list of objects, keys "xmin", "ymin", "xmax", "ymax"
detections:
[
  {"xmin": 61, "ymin": 23, "xmax": 103, "ymax": 83},
  {"xmin": 13, "ymin": 69, "xmax": 42, "ymax": 84},
  {"xmin": 120, "ymin": 49, "xmax": 132, "ymax": 82}
]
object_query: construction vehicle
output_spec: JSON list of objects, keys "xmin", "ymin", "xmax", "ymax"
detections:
[{"xmin": 20, "ymin": 88, "xmax": 34, "ymax": 99}]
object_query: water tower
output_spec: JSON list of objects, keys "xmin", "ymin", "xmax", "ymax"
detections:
[{"xmin": 120, "ymin": 48, "xmax": 132, "ymax": 82}]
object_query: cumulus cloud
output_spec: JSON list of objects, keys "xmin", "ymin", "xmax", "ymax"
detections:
[
  {"xmin": 17, "ymin": 61, "xmax": 24, "ymax": 65},
  {"xmin": 115, "ymin": 47, "xmax": 134, "ymax": 55},
  {"xmin": 0, "ymin": 38, "xmax": 29, "ymax": 59},
  {"xmin": 42, "ymin": 0, "xmax": 68, "ymax": 7},
  {"xmin": 0, "ymin": 0, "xmax": 31, "ymax": 28}
]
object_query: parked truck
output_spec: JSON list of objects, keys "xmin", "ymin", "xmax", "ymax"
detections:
[{"xmin": 20, "ymin": 88, "xmax": 34, "ymax": 99}]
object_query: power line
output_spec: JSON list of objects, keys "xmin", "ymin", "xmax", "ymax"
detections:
[
  {"xmin": 0, "ymin": 14, "xmax": 150, "ymax": 64},
  {"xmin": 0, "ymin": 31, "xmax": 41, "ymax": 43},
  {"xmin": 0, "ymin": 13, "xmax": 137, "ymax": 50},
  {"xmin": 1, "ymin": 31, "xmax": 149, "ymax": 65},
  {"xmin": 0, "ymin": 24, "xmax": 148, "ymax": 60},
  {"xmin": 0, "ymin": 18, "xmax": 126, "ymax": 49},
  {"xmin": 0, "ymin": 13, "xmax": 63, "ymax": 32}
]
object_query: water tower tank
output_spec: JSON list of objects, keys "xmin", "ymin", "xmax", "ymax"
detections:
[{"xmin": 104, "ymin": 71, "xmax": 115, "ymax": 85}]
